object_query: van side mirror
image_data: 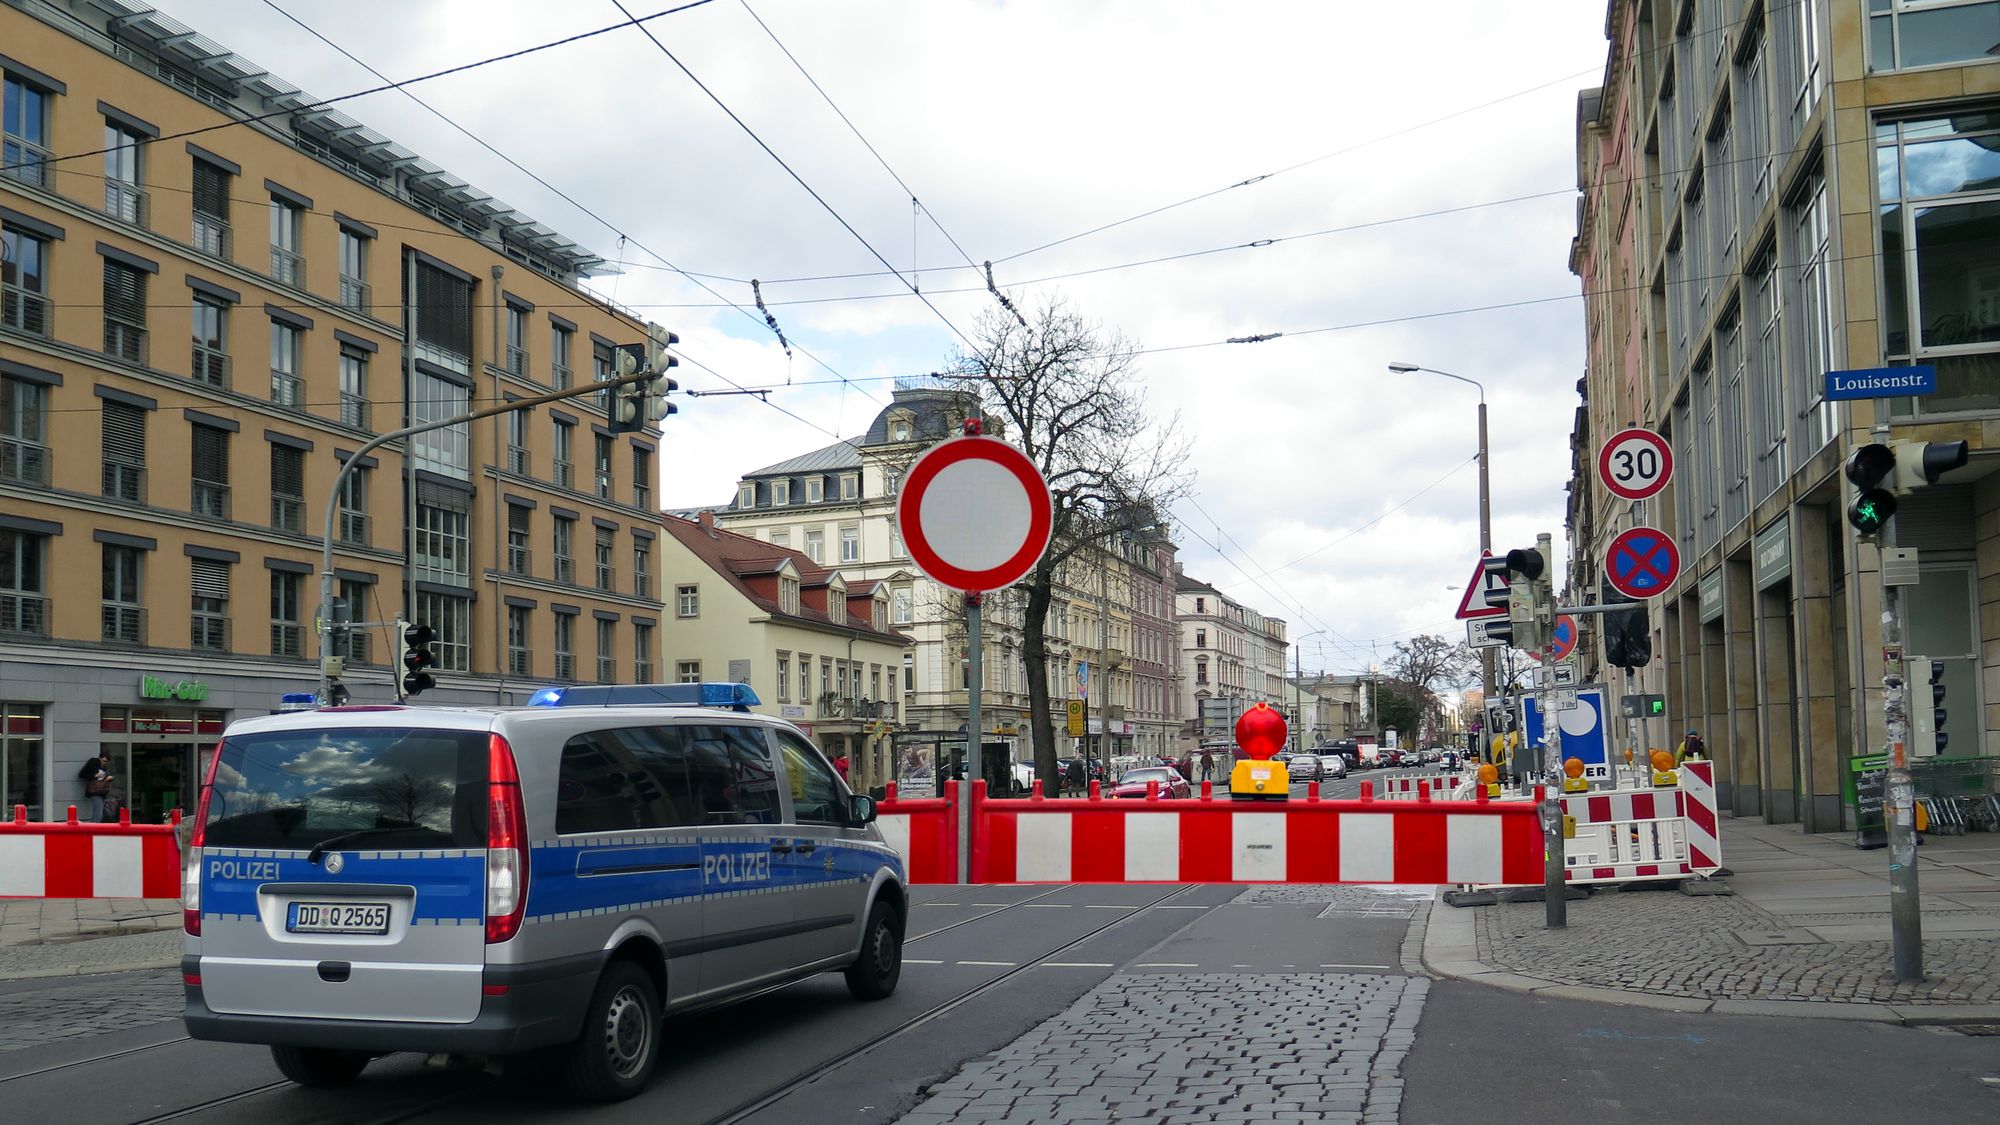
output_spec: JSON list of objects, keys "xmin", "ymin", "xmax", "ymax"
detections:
[{"xmin": 847, "ymin": 793, "xmax": 877, "ymax": 826}]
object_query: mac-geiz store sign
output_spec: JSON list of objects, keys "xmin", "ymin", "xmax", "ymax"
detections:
[{"xmin": 138, "ymin": 674, "xmax": 209, "ymax": 702}]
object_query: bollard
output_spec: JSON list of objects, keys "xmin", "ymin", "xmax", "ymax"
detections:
[
  {"xmin": 66, "ymin": 804, "xmax": 78, "ymax": 826},
  {"xmin": 1030, "ymin": 779, "xmax": 1045, "ymax": 800},
  {"xmin": 11, "ymin": 804, "xmax": 23, "ymax": 826},
  {"xmin": 1200, "ymin": 780, "xmax": 1214, "ymax": 801},
  {"xmin": 1359, "ymin": 781, "xmax": 1374, "ymax": 801},
  {"xmin": 1418, "ymin": 780, "xmax": 1432, "ymax": 803},
  {"xmin": 1307, "ymin": 780, "xmax": 1320, "ymax": 802},
  {"xmin": 886, "ymin": 780, "xmax": 899, "ymax": 801},
  {"xmin": 1088, "ymin": 779, "xmax": 1102, "ymax": 801},
  {"xmin": 1147, "ymin": 780, "xmax": 1160, "ymax": 800}
]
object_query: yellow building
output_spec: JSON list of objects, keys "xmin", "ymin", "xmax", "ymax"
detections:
[
  {"xmin": 0, "ymin": 1, "xmax": 668, "ymax": 821},
  {"xmin": 658, "ymin": 513, "xmax": 913, "ymax": 793}
]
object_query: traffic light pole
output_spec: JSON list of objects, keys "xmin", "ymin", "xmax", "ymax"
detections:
[
  {"xmin": 1532, "ymin": 533, "xmax": 1565, "ymax": 928},
  {"xmin": 315, "ymin": 368, "xmax": 664, "ymax": 704}
]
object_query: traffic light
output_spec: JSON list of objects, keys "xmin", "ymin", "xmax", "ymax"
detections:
[
  {"xmin": 399, "ymin": 620, "xmax": 438, "ymax": 697},
  {"xmin": 1503, "ymin": 542, "xmax": 1551, "ymax": 653},
  {"xmin": 1909, "ymin": 657, "xmax": 1947, "ymax": 756},
  {"xmin": 608, "ymin": 328, "xmax": 681, "ymax": 435},
  {"xmin": 1601, "ymin": 580, "xmax": 1651, "ymax": 669},
  {"xmin": 1844, "ymin": 439, "xmax": 1971, "ymax": 536}
]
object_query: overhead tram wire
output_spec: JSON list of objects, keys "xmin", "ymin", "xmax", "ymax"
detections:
[
  {"xmin": 1183, "ymin": 493, "xmax": 1376, "ymax": 664},
  {"xmin": 606, "ymin": 0, "xmax": 985, "ymax": 355},
  {"xmin": 257, "ymin": 0, "xmax": 883, "ymax": 409}
]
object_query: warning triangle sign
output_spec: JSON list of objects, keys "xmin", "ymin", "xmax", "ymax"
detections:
[{"xmin": 1455, "ymin": 552, "xmax": 1508, "ymax": 620}]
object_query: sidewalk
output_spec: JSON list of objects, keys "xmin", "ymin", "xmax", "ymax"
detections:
[
  {"xmin": 1422, "ymin": 816, "xmax": 2000, "ymax": 1020},
  {"xmin": 0, "ymin": 898, "xmax": 183, "ymax": 981}
]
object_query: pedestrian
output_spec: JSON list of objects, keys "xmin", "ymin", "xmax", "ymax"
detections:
[
  {"xmin": 1675, "ymin": 728, "xmax": 1707, "ymax": 765},
  {"xmin": 1200, "ymin": 752, "xmax": 1214, "ymax": 782},
  {"xmin": 77, "ymin": 753, "xmax": 114, "ymax": 822},
  {"xmin": 1064, "ymin": 757, "xmax": 1085, "ymax": 796},
  {"xmin": 831, "ymin": 750, "xmax": 851, "ymax": 781}
]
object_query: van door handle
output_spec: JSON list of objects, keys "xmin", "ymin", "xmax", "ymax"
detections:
[
  {"xmin": 794, "ymin": 843, "xmax": 817, "ymax": 856},
  {"xmin": 770, "ymin": 844, "xmax": 793, "ymax": 855}
]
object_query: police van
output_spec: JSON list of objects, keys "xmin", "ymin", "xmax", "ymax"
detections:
[{"xmin": 181, "ymin": 683, "xmax": 906, "ymax": 1102}]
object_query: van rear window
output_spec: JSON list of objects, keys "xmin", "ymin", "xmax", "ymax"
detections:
[{"xmin": 201, "ymin": 727, "xmax": 489, "ymax": 851}]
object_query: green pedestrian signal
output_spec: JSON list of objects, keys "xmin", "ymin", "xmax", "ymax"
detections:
[{"xmin": 1647, "ymin": 697, "xmax": 1666, "ymax": 717}]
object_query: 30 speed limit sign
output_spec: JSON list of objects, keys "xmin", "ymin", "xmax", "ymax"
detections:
[{"xmin": 1598, "ymin": 427, "xmax": 1673, "ymax": 501}]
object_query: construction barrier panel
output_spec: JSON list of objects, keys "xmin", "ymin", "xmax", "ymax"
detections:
[
  {"xmin": 880, "ymin": 780, "xmax": 1542, "ymax": 886},
  {"xmin": 1377, "ymin": 775, "xmax": 1471, "ymax": 801},
  {"xmin": 0, "ymin": 805, "xmax": 183, "ymax": 898}
]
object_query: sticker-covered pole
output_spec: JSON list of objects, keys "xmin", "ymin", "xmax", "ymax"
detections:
[{"xmin": 962, "ymin": 590, "xmax": 981, "ymax": 886}]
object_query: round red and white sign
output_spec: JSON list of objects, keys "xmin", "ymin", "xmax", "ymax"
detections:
[
  {"xmin": 896, "ymin": 436, "xmax": 1053, "ymax": 592},
  {"xmin": 1598, "ymin": 427, "xmax": 1674, "ymax": 501}
]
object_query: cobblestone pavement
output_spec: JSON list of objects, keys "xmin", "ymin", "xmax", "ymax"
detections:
[
  {"xmin": 0, "ymin": 899, "xmax": 184, "ymax": 981},
  {"xmin": 895, "ymin": 973, "xmax": 1426, "ymax": 1125},
  {"xmin": 0, "ymin": 971, "xmax": 184, "ymax": 1052},
  {"xmin": 1471, "ymin": 886, "xmax": 2000, "ymax": 1005},
  {"xmin": 0, "ymin": 928, "xmax": 184, "ymax": 981}
]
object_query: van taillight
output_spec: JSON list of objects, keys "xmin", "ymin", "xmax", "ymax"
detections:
[
  {"xmin": 184, "ymin": 740, "xmax": 223, "ymax": 936},
  {"xmin": 485, "ymin": 733, "xmax": 527, "ymax": 944}
]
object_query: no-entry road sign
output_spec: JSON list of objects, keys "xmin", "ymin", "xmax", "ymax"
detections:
[
  {"xmin": 896, "ymin": 436, "xmax": 1053, "ymax": 592},
  {"xmin": 1605, "ymin": 526, "xmax": 1680, "ymax": 599},
  {"xmin": 1598, "ymin": 427, "xmax": 1673, "ymax": 502}
]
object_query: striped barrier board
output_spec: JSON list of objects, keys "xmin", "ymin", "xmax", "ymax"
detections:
[
  {"xmin": 0, "ymin": 806, "xmax": 183, "ymax": 898},
  {"xmin": 1377, "ymin": 775, "xmax": 1471, "ymax": 801}
]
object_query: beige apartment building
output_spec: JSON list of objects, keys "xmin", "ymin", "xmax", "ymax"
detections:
[
  {"xmin": 1176, "ymin": 571, "xmax": 1289, "ymax": 748},
  {"xmin": 0, "ymin": 0, "xmax": 667, "ymax": 821},
  {"xmin": 1570, "ymin": 0, "xmax": 2000, "ymax": 832},
  {"xmin": 656, "ymin": 512, "xmax": 912, "ymax": 793}
]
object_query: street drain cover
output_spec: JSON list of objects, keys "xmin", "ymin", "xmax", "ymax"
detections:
[{"xmin": 1733, "ymin": 927, "xmax": 1823, "ymax": 946}]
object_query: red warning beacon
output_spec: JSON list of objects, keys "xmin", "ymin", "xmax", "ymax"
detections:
[{"xmin": 1229, "ymin": 701, "xmax": 1290, "ymax": 800}]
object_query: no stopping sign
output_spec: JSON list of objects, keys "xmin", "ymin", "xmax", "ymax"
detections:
[{"xmin": 896, "ymin": 437, "xmax": 1053, "ymax": 592}]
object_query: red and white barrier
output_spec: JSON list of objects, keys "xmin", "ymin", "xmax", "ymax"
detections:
[
  {"xmin": 1553, "ymin": 762, "xmax": 1721, "ymax": 885},
  {"xmin": 0, "ymin": 806, "xmax": 183, "ymax": 898},
  {"xmin": 1378, "ymin": 775, "xmax": 1471, "ymax": 801},
  {"xmin": 880, "ymin": 781, "xmax": 1541, "ymax": 886}
]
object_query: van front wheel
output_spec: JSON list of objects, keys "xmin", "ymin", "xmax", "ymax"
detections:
[
  {"xmin": 844, "ymin": 900, "xmax": 902, "ymax": 1001},
  {"xmin": 270, "ymin": 1044, "xmax": 369, "ymax": 1086},
  {"xmin": 562, "ymin": 961, "xmax": 660, "ymax": 1102}
]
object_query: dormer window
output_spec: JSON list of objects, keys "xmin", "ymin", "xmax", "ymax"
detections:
[
  {"xmin": 805, "ymin": 476, "xmax": 824, "ymax": 503},
  {"xmin": 839, "ymin": 472, "xmax": 858, "ymax": 500},
  {"xmin": 873, "ymin": 594, "xmax": 887, "ymax": 631},
  {"xmin": 828, "ymin": 589, "xmax": 845, "ymax": 625},
  {"xmin": 737, "ymin": 482, "xmax": 754, "ymax": 509},
  {"xmin": 888, "ymin": 410, "xmax": 914, "ymax": 442},
  {"xmin": 779, "ymin": 575, "xmax": 800, "ymax": 615}
]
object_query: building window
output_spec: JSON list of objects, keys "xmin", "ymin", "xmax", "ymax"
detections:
[
  {"xmin": 506, "ymin": 408, "xmax": 529, "ymax": 474},
  {"xmin": 337, "ymin": 580, "xmax": 373, "ymax": 663},
  {"xmin": 553, "ymin": 420, "xmax": 574, "ymax": 489},
  {"xmin": 338, "ymin": 349, "xmax": 369, "ymax": 428},
  {"xmin": 0, "ymin": 702, "xmax": 45, "ymax": 820},
  {"xmin": 770, "ymin": 529, "xmax": 789, "ymax": 548},
  {"xmin": 1195, "ymin": 628, "xmax": 1206, "ymax": 648},
  {"xmin": 780, "ymin": 575, "xmax": 800, "ymax": 615},
  {"xmin": 594, "ymin": 526, "xmax": 615, "ymax": 590},
  {"xmin": 336, "ymin": 466, "xmax": 368, "ymax": 545},
  {"xmin": 506, "ymin": 505, "xmax": 532, "ymax": 575},
  {"xmin": 2, "ymin": 74, "xmax": 52, "ymax": 188},
  {"xmin": 416, "ymin": 591, "xmax": 470, "ymax": 672},
  {"xmin": 551, "ymin": 324, "xmax": 573, "ymax": 389},
  {"xmin": 504, "ymin": 304, "xmax": 527, "ymax": 375},
  {"xmin": 101, "ymin": 544, "xmax": 144, "ymax": 645},
  {"xmin": 883, "ymin": 469, "xmax": 900, "ymax": 496},
  {"xmin": 191, "ymin": 159, "xmax": 231, "ymax": 258},
  {"xmin": 677, "ymin": 584, "xmax": 699, "ymax": 618},
  {"xmin": 1785, "ymin": 173, "xmax": 1836, "ymax": 452},
  {"xmin": 103, "ymin": 119, "xmax": 147, "ymax": 225},
  {"xmin": 594, "ymin": 434, "xmax": 613, "ymax": 499},
  {"xmin": 889, "ymin": 526, "xmax": 905, "ymax": 559},
  {"xmin": 0, "ymin": 529, "xmax": 49, "ymax": 637},
  {"xmin": 1195, "ymin": 658, "xmax": 1209, "ymax": 685},
  {"xmin": 338, "ymin": 228, "xmax": 368, "ymax": 311},
  {"xmin": 412, "ymin": 372, "xmax": 470, "ymax": 476},
  {"xmin": 1870, "ymin": 1, "xmax": 2000, "ymax": 72},
  {"xmin": 192, "ymin": 296, "xmax": 229, "ymax": 388},
  {"xmin": 839, "ymin": 524, "xmax": 860, "ymax": 563},
  {"xmin": 903, "ymin": 652, "xmax": 913, "ymax": 692},
  {"xmin": 828, "ymin": 588, "xmax": 846, "ymax": 625},
  {"xmin": 2, "ymin": 228, "xmax": 50, "ymax": 337},
  {"xmin": 190, "ymin": 423, "xmax": 230, "ymax": 519},
  {"xmin": 839, "ymin": 472, "xmax": 858, "ymax": 500},
  {"xmin": 269, "ymin": 320, "xmax": 303, "ymax": 411},
  {"xmin": 268, "ymin": 197, "xmax": 304, "ymax": 286},
  {"xmin": 270, "ymin": 445, "xmax": 304, "ymax": 532},
  {"xmin": 415, "ymin": 487, "xmax": 471, "ymax": 587},
  {"xmin": 889, "ymin": 414, "xmax": 911, "ymax": 442},
  {"xmin": 805, "ymin": 476, "xmax": 823, "ymax": 503},
  {"xmin": 677, "ymin": 660, "xmax": 701, "ymax": 684},
  {"xmin": 270, "ymin": 570, "xmax": 303, "ymax": 657},
  {"xmin": 892, "ymin": 586, "xmax": 912, "ymax": 625},
  {"xmin": 737, "ymin": 482, "xmax": 755, "ymax": 509},
  {"xmin": 411, "ymin": 259, "xmax": 471, "ymax": 373},
  {"xmin": 507, "ymin": 605, "xmax": 531, "ymax": 676},
  {"xmin": 633, "ymin": 539, "xmax": 652, "ymax": 599},
  {"xmin": 1194, "ymin": 597, "xmax": 1205, "ymax": 614},
  {"xmin": 5, "ymin": 375, "xmax": 52, "ymax": 487},
  {"xmin": 103, "ymin": 260, "xmax": 148, "ymax": 365},
  {"xmin": 596, "ymin": 619, "xmax": 616, "ymax": 683},
  {"xmin": 632, "ymin": 622, "xmax": 654, "ymax": 683},
  {"xmin": 593, "ymin": 340, "xmax": 615, "ymax": 412},
  {"xmin": 805, "ymin": 528, "xmax": 825, "ymax": 563},
  {"xmin": 553, "ymin": 515, "xmax": 574, "ymax": 584},
  {"xmin": 554, "ymin": 613, "xmax": 576, "ymax": 681},
  {"xmin": 800, "ymin": 654, "xmax": 812, "ymax": 698},
  {"xmin": 633, "ymin": 446, "xmax": 652, "ymax": 510},
  {"xmin": 101, "ymin": 400, "xmax": 146, "ymax": 503}
]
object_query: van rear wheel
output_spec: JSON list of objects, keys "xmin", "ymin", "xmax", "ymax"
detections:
[
  {"xmin": 270, "ymin": 1044, "xmax": 370, "ymax": 1086},
  {"xmin": 561, "ymin": 961, "xmax": 659, "ymax": 1102},
  {"xmin": 845, "ymin": 900, "xmax": 902, "ymax": 1001}
]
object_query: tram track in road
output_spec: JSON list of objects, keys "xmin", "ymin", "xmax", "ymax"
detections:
[{"xmin": 0, "ymin": 1033, "xmax": 192, "ymax": 1086}]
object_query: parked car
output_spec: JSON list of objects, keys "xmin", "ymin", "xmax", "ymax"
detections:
[
  {"xmin": 1321, "ymin": 755, "xmax": 1347, "ymax": 779},
  {"xmin": 1110, "ymin": 766, "xmax": 1190, "ymax": 799},
  {"xmin": 1286, "ymin": 754, "xmax": 1325, "ymax": 783}
]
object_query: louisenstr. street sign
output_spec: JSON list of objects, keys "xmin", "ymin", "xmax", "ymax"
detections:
[{"xmin": 1824, "ymin": 365, "xmax": 1934, "ymax": 401}]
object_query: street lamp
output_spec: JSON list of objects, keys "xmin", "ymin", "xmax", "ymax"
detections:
[
  {"xmin": 1386, "ymin": 361, "xmax": 1493, "ymax": 706},
  {"xmin": 1292, "ymin": 629, "xmax": 1326, "ymax": 753}
]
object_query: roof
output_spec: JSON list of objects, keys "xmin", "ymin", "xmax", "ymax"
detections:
[
  {"xmin": 1177, "ymin": 573, "xmax": 1221, "ymax": 595},
  {"xmin": 660, "ymin": 515, "xmax": 912, "ymax": 646},
  {"xmin": 744, "ymin": 438, "xmax": 862, "ymax": 478}
]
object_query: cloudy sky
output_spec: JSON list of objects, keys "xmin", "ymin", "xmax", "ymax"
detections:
[{"xmin": 163, "ymin": 0, "xmax": 1606, "ymax": 675}]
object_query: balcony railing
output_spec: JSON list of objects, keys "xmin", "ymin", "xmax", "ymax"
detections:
[
  {"xmin": 338, "ymin": 510, "xmax": 368, "ymax": 545},
  {"xmin": 509, "ymin": 647, "xmax": 531, "ymax": 676},
  {"xmin": 596, "ymin": 472, "xmax": 612, "ymax": 500},
  {"xmin": 101, "ymin": 604, "xmax": 146, "ymax": 645},
  {"xmin": 816, "ymin": 695, "xmax": 898, "ymax": 722},
  {"xmin": 339, "ymin": 392, "xmax": 368, "ymax": 429},
  {"xmin": 1, "ymin": 438, "xmax": 49, "ymax": 486},
  {"xmin": 104, "ymin": 321, "xmax": 147, "ymax": 365},
  {"xmin": 104, "ymin": 180, "xmax": 148, "ymax": 227},
  {"xmin": 505, "ymin": 345, "xmax": 527, "ymax": 375},
  {"xmin": 102, "ymin": 461, "xmax": 145, "ymax": 504},
  {"xmin": 191, "ymin": 345, "xmax": 229, "ymax": 388},
  {"xmin": 2, "ymin": 284, "xmax": 49, "ymax": 336},
  {"xmin": 271, "ymin": 370, "xmax": 304, "ymax": 411},
  {"xmin": 191, "ymin": 482, "xmax": 229, "ymax": 520},
  {"xmin": 634, "ymin": 661, "xmax": 654, "ymax": 683},
  {"xmin": 552, "ymin": 362, "xmax": 571, "ymax": 390},
  {"xmin": 507, "ymin": 445, "xmax": 529, "ymax": 475},
  {"xmin": 596, "ymin": 565, "xmax": 614, "ymax": 591},
  {"xmin": 272, "ymin": 494, "xmax": 303, "ymax": 533},
  {"xmin": 597, "ymin": 657, "xmax": 616, "ymax": 683},
  {"xmin": 192, "ymin": 215, "xmax": 230, "ymax": 260},
  {"xmin": 271, "ymin": 622, "xmax": 304, "ymax": 658},
  {"xmin": 634, "ymin": 484, "xmax": 652, "ymax": 510},
  {"xmin": 507, "ymin": 543, "xmax": 531, "ymax": 575},
  {"xmin": 190, "ymin": 614, "xmax": 229, "ymax": 653},
  {"xmin": 2, "ymin": 136, "xmax": 51, "ymax": 188},
  {"xmin": 337, "ymin": 631, "xmax": 371, "ymax": 665},
  {"xmin": 553, "ymin": 460, "xmax": 573, "ymax": 490},
  {"xmin": 0, "ymin": 593, "xmax": 49, "ymax": 637},
  {"xmin": 554, "ymin": 556, "xmax": 574, "ymax": 584},
  {"xmin": 555, "ymin": 652, "xmax": 575, "ymax": 681},
  {"xmin": 338, "ymin": 274, "xmax": 370, "ymax": 312},
  {"xmin": 270, "ymin": 246, "xmax": 304, "ymax": 288}
]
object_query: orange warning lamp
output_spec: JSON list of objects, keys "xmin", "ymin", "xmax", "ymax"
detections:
[
  {"xmin": 1561, "ymin": 755, "xmax": 1590, "ymax": 793},
  {"xmin": 1228, "ymin": 703, "xmax": 1290, "ymax": 801},
  {"xmin": 1477, "ymin": 763, "xmax": 1498, "ymax": 784},
  {"xmin": 1650, "ymin": 749, "xmax": 1674, "ymax": 772},
  {"xmin": 1233, "ymin": 702, "xmax": 1287, "ymax": 760},
  {"xmin": 1564, "ymin": 757, "xmax": 1585, "ymax": 778}
]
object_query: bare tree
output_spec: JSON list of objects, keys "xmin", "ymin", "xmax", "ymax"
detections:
[
  {"xmin": 1385, "ymin": 633, "xmax": 1476, "ymax": 737},
  {"xmin": 949, "ymin": 299, "xmax": 1193, "ymax": 790}
]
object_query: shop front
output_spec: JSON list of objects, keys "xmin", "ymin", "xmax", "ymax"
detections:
[{"xmin": 98, "ymin": 705, "xmax": 227, "ymax": 824}]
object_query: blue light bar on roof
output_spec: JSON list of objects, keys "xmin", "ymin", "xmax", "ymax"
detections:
[{"xmin": 524, "ymin": 682, "xmax": 763, "ymax": 710}]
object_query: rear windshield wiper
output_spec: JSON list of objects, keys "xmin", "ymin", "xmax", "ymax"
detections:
[{"xmin": 305, "ymin": 826, "xmax": 426, "ymax": 866}]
